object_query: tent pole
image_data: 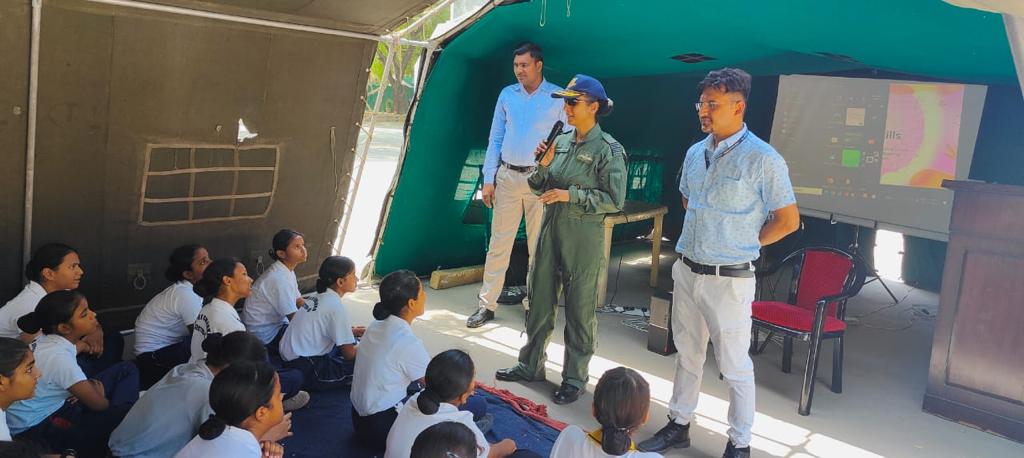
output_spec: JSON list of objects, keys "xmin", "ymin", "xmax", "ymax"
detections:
[
  {"xmin": 81, "ymin": 0, "xmax": 428, "ymax": 47},
  {"xmin": 23, "ymin": 0, "xmax": 42, "ymax": 269},
  {"xmin": 1003, "ymin": 14, "xmax": 1024, "ymax": 100},
  {"xmin": 335, "ymin": 37, "xmax": 399, "ymax": 255}
]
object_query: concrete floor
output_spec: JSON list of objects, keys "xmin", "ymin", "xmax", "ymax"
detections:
[{"xmin": 343, "ymin": 240, "xmax": 1024, "ymax": 458}]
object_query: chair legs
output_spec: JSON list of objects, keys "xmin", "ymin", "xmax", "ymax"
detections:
[
  {"xmin": 781, "ymin": 336, "xmax": 793, "ymax": 373},
  {"xmin": 831, "ymin": 335, "xmax": 844, "ymax": 393},
  {"xmin": 799, "ymin": 314, "xmax": 828, "ymax": 416}
]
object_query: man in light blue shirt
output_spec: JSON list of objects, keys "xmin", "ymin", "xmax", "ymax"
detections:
[
  {"xmin": 467, "ymin": 42, "xmax": 565, "ymax": 328},
  {"xmin": 638, "ymin": 68, "xmax": 799, "ymax": 458}
]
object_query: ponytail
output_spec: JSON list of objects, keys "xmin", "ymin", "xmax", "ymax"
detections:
[
  {"xmin": 194, "ymin": 258, "xmax": 240, "ymax": 304},
  {"xmin": 315, "ymin": 256, "xmax": 355, "ymax": 294},
  {"xmin": 197, "ymin": 413, "xmax": 228, "ymax": 440},
  {"xmin": 372, "ymin": 270, "xmax": 421, "ymax": 321},
  {"xmin": 416, "ymin": 389, "xmax": 443, "ymax": 415},
  {"xmin": 417, "ymin": 349, "xmax": 474, "ymax": 416},
  {"xmin": 593, "ymin": 367, "xmax": 650, "ymax": 455}
]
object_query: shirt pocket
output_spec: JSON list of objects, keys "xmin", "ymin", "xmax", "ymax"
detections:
[{"xmin": 706, "ymin": 171, "xmax": 756, "ymax": 214}]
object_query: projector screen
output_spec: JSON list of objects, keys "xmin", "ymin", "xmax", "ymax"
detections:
[{"xmin": 770, "ymin": 74, "xmax": 987, "ymax": 240}]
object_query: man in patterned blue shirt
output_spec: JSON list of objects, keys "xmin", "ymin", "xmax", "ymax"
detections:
[{"xmin": 638, "ymin": 68, "xmax": 799, "ymax": 458}]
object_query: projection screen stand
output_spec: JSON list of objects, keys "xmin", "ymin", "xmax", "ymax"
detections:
[{"xmin": 848, "ymin": 224, "xmax": 900, "ymax": 304}]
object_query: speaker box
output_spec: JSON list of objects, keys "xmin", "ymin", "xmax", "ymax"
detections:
[{"xmin": 647, "ymin": 290, "xmax": 676, "ymax": 355}]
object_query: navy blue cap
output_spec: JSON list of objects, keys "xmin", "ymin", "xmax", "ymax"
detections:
[{"xmin": 552, "ymin": 74, "xmax": 608, "ymax": 102}]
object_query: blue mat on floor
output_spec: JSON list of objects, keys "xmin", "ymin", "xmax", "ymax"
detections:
[{"xmin": 282, "ymin": 387, "xmax": 561, "ymax": 457}]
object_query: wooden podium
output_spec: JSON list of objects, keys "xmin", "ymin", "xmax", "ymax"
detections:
[{"xmin": 923, "ymin": 180, "xmax": 1024, "ymax": 442}]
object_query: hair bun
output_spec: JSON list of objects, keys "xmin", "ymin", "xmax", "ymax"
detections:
[
  {"xmin": 201, "ymin": 332, "xmax": 224, "ymax": 354},
  {"xmin": 372, "ymin": 302, "xmax": 389, "ymax": 321},
  {"xmin": 16, "ymin": 312, "xmax": 41, "ymax": 334}
]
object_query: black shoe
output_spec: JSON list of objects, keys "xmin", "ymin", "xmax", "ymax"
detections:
[
  {"xmin": 637, "ymin": 418, "xmax": 691, "ymax": 452},
  {"xmin": 723, "ymin": 441, "xmax": 750, "ymax": 458},
  {"xmin": 466, "ymin": 308, "xmax": 495, "ymax": 328},
  {"xmin": 497, "ymin": 286, "xmax": 527, "ymax": 304},
  {"xmin": 495, "ymin": 367, "xmax": 545, "ymax": 382},
  {"xmin": 552, "ymin": 383, "xmax": 582, "ymax": 405}
]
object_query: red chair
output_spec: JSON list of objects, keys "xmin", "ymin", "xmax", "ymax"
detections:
[{"xmin": 750, "ymin": 246, "xmax": 865, "ymax": 415}]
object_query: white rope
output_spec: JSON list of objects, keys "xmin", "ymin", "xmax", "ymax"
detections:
[{"xmin": 540, "ymin": 0, "xmax": 547, "ymax": 27}]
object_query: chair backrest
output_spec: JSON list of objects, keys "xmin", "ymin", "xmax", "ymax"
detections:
[{"xmin": 792, "ymin": 248, "xmax": 857, "ymax": 318}]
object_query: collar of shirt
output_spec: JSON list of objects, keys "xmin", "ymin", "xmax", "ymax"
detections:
[
  {"xmin": 208, "ymin": 298, "xmax": 237, "ymax": 313},
  {"xmin": 322, "ymin": 288, "xmax": 342, "ymax": 304},
  {"xmin": 571, "ymin": 123, "xmax": 604, "ymax": 146},
  {"xmin": 705, "ymin": 123, "xmax": 749, "ymax": 155},
  {"xmin": 25, "ymin": 281, "xmax": 46, "ymax": 299},
  {"xmin": 384, "ymin": 314, "xmax": 413, "ymax": 333},
  {"xmin": 513, "ymin": 78, "xmax": 557, "ymax": 98},
  {"xmin": 35, "ymin": 334, "xmax": 75, "ymax": 356}
]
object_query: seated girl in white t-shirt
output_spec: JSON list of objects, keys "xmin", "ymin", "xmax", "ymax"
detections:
[
  {"xmin": 0, "ymin": 338, "xmax": 40, "ymax": 441},
  {"xmin": 551, "ymin": 367, "xmax": 663, "ymax": 458},
  {"xmin": 7, "ymin": 290, "xmax": 140, "ymax": 457},
  {"xmin": 350, "ymin": 270, "xmax": 430, "ymax": 450},
  {"xmin": 0, "ymin": 243, "xmax": 119, "ymax": 376},
  {"xmin": 189, "ymin": 258, "xmax": 308, "ymax": 412},
  {"xmin": 241, "ymin": 229, "xmax": 307, "ymax": 346},
  {"xmin": 134, "ymin": 244, "xmax": 211, "ymax": 388},
  {"xmin": 189, "ymin": 258, "xmax": 252, "ymax": 363},
  {"xmin": 386, "ymin": 349, "xmax": 519, "ymax": 458},
  {"xmin": 175, "ymin": 361, "xmax": 286, "ymax": 458},
  {"xmin": 279, "ymin": 256, "xmax": 362, "ymax": 391}
]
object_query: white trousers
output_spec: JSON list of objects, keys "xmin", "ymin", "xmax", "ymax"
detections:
[
  {"xmin": 668, "ymin": 258, "xmax": 756, "ymax": 447},
  {"xmin": 478, "ymin": 165, "xmax": 543, "ymax": 311}
]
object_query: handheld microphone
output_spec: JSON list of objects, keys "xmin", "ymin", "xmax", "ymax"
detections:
[{"xmin": 537, "ymin": 120, "xmax": 565, "ymax": 159}]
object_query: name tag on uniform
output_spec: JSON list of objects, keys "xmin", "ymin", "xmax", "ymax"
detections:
[{"xmin": 576, "ymin": 153, "xmax": 594, "ymax": 164}]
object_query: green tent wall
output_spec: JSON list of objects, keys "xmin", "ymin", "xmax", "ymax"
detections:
[{"xmin": 374, "ymin": 0, "xmax": 1024, "ymax": 291}]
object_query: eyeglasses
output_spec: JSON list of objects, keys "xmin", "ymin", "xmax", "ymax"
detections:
[
  {"xmin": 565, "ymin": 97, "xmax": 591, "ymax": 107},
  {"xmin": 694, "ymin": 100, "xmax": 739, "ymax": 112}
]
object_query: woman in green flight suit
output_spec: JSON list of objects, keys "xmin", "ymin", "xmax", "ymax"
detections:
[{"xmin": 495, "ymin": 74, "xmax": 627, "ymax": 405}]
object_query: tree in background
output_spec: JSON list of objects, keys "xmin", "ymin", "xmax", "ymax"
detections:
[{"xmin": 369, "ymin": 2, "xmax": 474, "ymax": 114}]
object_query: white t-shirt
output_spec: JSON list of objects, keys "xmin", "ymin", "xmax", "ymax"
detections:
[
  {"xmin": 384, "ymin": 392, "xmax": 489, "ymax": 458},
  {"xmin": 134, "ymin": 281, "xmax": 203, "ymax": 355},
  {"xmin": 551, "ymin": 425, "xmax": 664, "ymax": 458},
  {"xmin": 0, "ymin": 281, "xmax": 46, "ymax": 338},
  {"xmin": 351, "ymin": 315, "xmax": 430, "ymax": 416},
  {"xmin": 108, "ymin": 361, "xmax": 215, "ymax": 458},
  {"xmin": 189, "ymin": 298, "xmax": 246, "ymax": 362},
  {"xmin": 0, "ymin": 408, "xmax": 10, "ymax": 441},
  {"xmin": 6, "ymin": 334, "xmax": 87, "ymax": 434},
  {"xmin": 174, "ymin": 425, "xmax": 261, "ymax": 458},
  {"xmin": 241, "ymin": 261, "xmax": 301, "ymax": 343},
  {"xmin": 279, "ymin": 289, "xmax": 356, "ymax": 362}
]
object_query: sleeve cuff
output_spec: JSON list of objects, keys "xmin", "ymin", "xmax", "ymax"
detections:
[{"xmin": 569, "ymin": 185, "xmax": 583, "ymax": 204}]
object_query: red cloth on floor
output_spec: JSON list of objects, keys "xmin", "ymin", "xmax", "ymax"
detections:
[{"xmin": 476, "ymin": 383, "xmax": 568, "ymax": 431}]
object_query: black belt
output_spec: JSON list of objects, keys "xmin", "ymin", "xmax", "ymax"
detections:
[
  {"xmin": 501, "ymin": 160, "xmax": 536, "ymax": 173},
  {"xmin": 682, "ymin": 256, "xmax": 754, "ymax": 278}
]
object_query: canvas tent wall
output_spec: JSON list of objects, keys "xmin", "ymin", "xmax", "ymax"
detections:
[
  {"xmin": 0, "ymin": 0, "xmax": 434, "ymax": 321},
  {"xmin": 373, "ymin": 0, "xmax": 1024, "ymax": 290}
]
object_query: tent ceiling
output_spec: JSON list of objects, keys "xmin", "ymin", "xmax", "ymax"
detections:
[
  {"xmin": 443, "ymin": 0, "xmax": 1015, "ymax": 84},
  {"xmin": 144, "ymin": 0, "xmax": 437, "ymax": 34}
]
